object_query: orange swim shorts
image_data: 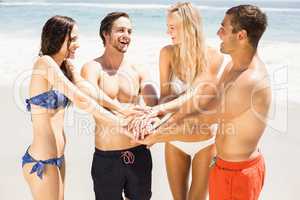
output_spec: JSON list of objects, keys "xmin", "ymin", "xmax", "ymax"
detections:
[{"xmin": 209, "ymin": 153, "xmax": 265, "ymax": 200}]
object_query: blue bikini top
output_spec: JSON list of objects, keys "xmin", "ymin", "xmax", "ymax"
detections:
[{"xmin": 25, "ymin": 90, "xmax": 69, "ymax": 111}]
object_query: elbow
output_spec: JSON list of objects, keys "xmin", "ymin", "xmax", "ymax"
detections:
[
  {"xmin": 146, "ymin": 96, "xmax": 158, "ymax": 106},
  {"xmin": 73, "ymin": 94, "xmax": 91, "ymax": 111},
  {"xmin": 197, "ymin": 96, "xmax": 216, "ymax": 114},
  {"xmin": 142, "ymin": 85, "xmax": 159, "ymax": 106}
]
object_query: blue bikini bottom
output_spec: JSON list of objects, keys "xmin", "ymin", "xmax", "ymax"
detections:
[{"xmin": 22, "ymin": 148, "xmax": 64, "ymax": 179}]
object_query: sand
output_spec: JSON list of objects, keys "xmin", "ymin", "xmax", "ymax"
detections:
[
  {"xmin": 0, "ymin": 31, "xmax": 299, "ymax": 199},
  {"xmin": 0, "ymin": 82, "xmax": 299, "ymax": 199}
]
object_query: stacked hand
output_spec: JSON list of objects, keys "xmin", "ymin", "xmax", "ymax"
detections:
[
  {"xmin": 127, "ymin": 108, "xmax": 160, "ymax": 140},
  {"xmin": 119, "ymin": 106, "xmax": 167, "ymax": 147}
]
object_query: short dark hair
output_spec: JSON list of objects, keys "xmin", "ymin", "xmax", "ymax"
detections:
[
  {"xmin": 226, "ymin": 5, "xmax": 267, "ymax": 49},
  {"xmin": 99, "ymin": 12, "xmax": 130, "ymax": 46}
]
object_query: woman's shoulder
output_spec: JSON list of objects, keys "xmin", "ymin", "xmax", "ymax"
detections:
[
  {"xmin": 206, "ymin": 46, "xmax": 224, "ymax": 74},
  {"xmin": 206, "ymin": 46, "xmax": 222, "ymax": 59},
  {"xmin": 30, "ymin": 56, "xmax": 53, "ymax": 86},
  {"xmin": 160, "ymin": 45, "xmax": 174, "ymax": 55},
  {"xmin": 159, "ymin": 45, "xmax": 174, "ymax": 72},
  {"xmin": 33, "ymin": 55, "xmax": 54, "ymax": 69},
  {"xmin": 160, "ymin": 45, "xmax": 174, "ymax": 66}
]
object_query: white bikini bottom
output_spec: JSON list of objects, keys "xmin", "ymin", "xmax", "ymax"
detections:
[
  {"xmin": 169, "ymin": 124, "xmax": 218, "ymax": 157},
  {"xmin": 169, "ymin": 136, "xmax": 215, "ymax": 157}
]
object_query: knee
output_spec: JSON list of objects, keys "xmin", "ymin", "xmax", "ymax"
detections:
[{"xmin": 188, "ymin": 190, "xmax": 207, "ymax": 200}]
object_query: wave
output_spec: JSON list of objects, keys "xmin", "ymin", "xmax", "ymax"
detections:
[
  {"xmin": 0, "ymin": 2, "xmax": 168, "ymax": 9},
  {"xmin": 1, "ymin": 2, "xmax": 300, "ymax": 12},
  {"xmin": 198, "ymin": 5, "xmax": 300, "ymax": 12}
]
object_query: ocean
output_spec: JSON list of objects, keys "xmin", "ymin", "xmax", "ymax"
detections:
[
  {"xmin": 0, "ymin": 2, "xmax": 299, "ymax": 200},
  {"xmin": 0, "ymin": 0, "xmax": 299, "ymax": 102},
  {"xmin": 1, "ymin": 0, "xmax": 300, "ymax": 40}
]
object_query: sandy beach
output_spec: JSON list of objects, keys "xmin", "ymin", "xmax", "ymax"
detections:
[
  {"xmin": 1, "ymin": 1, "xmax": 300, "ymax": 199},
  {"xmin": 0, "ymin": 76, "xmax": 299, "ymax": 200},
  {"xmin": 0, "ymin": 35, "xmax": 299, "ymax": 200}
]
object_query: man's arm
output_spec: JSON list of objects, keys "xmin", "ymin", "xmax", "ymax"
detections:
[
  {"xmin": 152, "ymin": 47, "xmax": 223, "ymax": 115},
  {"xmin": 162, "ymin": 73, "xmax": 218, "ymax": 125},
  {"xmin": 136, "ymin": 115, "xmax": 214, "ymax": 145},
  {"xmin": 169, "ymin": 66, "xmax": 271, "ymax": 130}
]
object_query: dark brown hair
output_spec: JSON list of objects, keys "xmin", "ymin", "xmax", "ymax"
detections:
[
  {"xmin": 40, "ymin": 15, "xmax": 76, "ymax": 82},
  {"xmin": 99, "ymin": 12, "xmax": 129, "ymax": 46},
  {"xmin": 226, "ymin": 5, "xmax": 267, "ymax": 49}
]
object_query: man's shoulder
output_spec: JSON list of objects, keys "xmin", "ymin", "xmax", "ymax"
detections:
[
  {"xmin": 81, "ymin": 58, "xmax": 103, "ymax": 79},
  {"xmin": 244, "ymin": 59, "xmax": 271, "ymax": 111},
  {"xmin": 239, "ymin": 58, "xmax": 269, "ymax": 92},
  {"xmin": 82, "ymin": 58, "xmax": 101, "ymax": 73}
]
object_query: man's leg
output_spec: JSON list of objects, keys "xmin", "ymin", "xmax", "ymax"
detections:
[
  {"xmin": 91, "ymin": 148, "xmax": 124, "ymax": 200},
  {"xmin": 123, "ymin": 146, "xmax": 152, "ymax": 200}
]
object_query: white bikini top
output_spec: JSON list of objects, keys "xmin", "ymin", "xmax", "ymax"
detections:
[
  {"xmin": 170, "ymin": 73, "xmax": 188, "ymax": 95},
  {"xmin": 170, "ymin": 55, "xmax": 230, "ymax": 95}
]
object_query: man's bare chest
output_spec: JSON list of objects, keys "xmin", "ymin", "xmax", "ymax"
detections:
[{"xmin": 98, "ymin": 68, "xmax": 140, "ymax": 102}]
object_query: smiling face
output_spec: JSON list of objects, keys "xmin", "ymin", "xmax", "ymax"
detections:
[
  {"xmin": 217, "ymin": 14, "xmax": 240, "ymax": 54},
  {"xmin": 104, "ymin": 16, "xmax": 132, "ymax": 53},
  {"xmin": 166, "ymin": 12, "xmax": 182, "ymax": 45},
  {"xmin": 67, "ymin": 24, "xmax": 80, "ymax": 59},
  {"xmin": 58, "ymin": 24, "xmax": 80, "ymax": 59}
]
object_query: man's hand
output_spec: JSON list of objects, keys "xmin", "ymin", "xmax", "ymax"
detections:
[
  {"xmin": 134, "ymin": 131, "xmax": 159, "ymax": 148},
  {"xmin": 126, "ymin": 108, "xmax": 162, "ymax": 140},
  {"xmin": 130, "ymin": 115, "xmax": 160, "ymax": 140}
]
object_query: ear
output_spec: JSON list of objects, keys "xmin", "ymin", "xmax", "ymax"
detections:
[
  {"xmin": 237, "ymin": 30, "xmax": 247, "ymax": 41},
  {"xmin": 103, "ymin": 30, "xmax": 110, "ymax": 38},
  {"xmin": 102, "ymin": 31, "xmax": 111, "ymax": 44}
]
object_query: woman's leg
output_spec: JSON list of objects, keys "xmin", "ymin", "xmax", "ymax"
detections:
[
  {"xmin": 23, "ymin": 163, "xmax": 62, "ymax": 200},
  {"xmin": 188, "ymin": 144, "xmax": 215, "ymax": 200},
  {"xmin": 58, "ymin": 160, "xmax": 65, "ymax": 200},
  {"xmin": 165, "ymin": 143, "xmax": 191, "ymax": 200}
]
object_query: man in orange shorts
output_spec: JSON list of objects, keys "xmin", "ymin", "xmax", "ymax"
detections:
[
  {"xmin": 207, "ymin": 5, "xmax": 269, "ymax": 200},
  {"xmin": 138, "ymin": 4, "xmax": 270, "ymax": 200}
]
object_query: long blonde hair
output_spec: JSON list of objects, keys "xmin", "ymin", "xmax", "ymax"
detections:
[{"xmin": 169, "ymin": 2, "xmax": 207, "ymax": 83}]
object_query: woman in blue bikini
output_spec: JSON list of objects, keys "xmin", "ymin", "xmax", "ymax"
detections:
[{"xmin": 22, "ymin": 16, "xmax": 126, "ymax": 200}]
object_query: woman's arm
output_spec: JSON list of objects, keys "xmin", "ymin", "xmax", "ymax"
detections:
[
  {"xmin": 159, "ymin": 46, "xmax": 173, "ymax": 102},
  {"xmin": 151, "ymin": 45, "xmax": 199, "ymax": 114},
  {"xmin": 137, "ymin": 115, "xmax": 214, "ymax": 145},
  {"xmin": 134, "ymin": 64, "xmax": 158, "ymax": 106},
  {"xmin": 35, "ymin": 56, "xmax": 124, "ymax": 126},
  {"xmin": 153, "ymin": 47, "xmax": 223, "ymax": 117},
  {"xmin": 164, "ymin": 48, "xmax": 224, "ymax": 123},
  {"xmin": 73, "ymin": 61, "xmax": 128, "ymax": 116}
]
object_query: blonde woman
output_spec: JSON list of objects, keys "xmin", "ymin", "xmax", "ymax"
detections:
[{"xmin": 144, "ymin": 2, "xmax": 227, "ymax": 200}]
